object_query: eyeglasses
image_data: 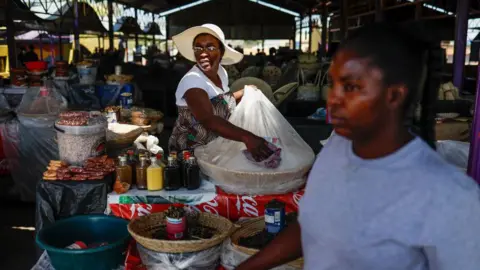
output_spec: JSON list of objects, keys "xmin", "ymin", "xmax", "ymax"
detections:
[{"xmin": 193, "ymin": 46, "xmax": 219, "ymax": 54}]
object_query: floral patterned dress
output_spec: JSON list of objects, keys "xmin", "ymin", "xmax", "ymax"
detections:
[{"xmin": 168, "ymin": 92, "xmax": 237, "ymax": 152}]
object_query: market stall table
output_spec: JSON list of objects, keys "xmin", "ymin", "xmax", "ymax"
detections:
[{"xmin": 107, "ymin": 180, "xmax": 304, "ymax": 221}]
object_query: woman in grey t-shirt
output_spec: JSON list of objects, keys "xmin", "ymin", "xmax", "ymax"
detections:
[{"xmin": 236, "ymin": 23, "xmax": 480, "ymax": 270}]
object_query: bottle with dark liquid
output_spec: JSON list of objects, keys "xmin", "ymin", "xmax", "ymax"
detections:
[
  {"xmin": 136, "ymin": 156, "xmax": 148, "ymax": 190},
  {"xmin": 164, "ymin": 156, "xmax": 182, "ymax": 191},
  {"xmin": 185, "ymin": 157, "xmax": 201, "ymax": 190},
  {"xmin": 181, "ymin": 151, "xmax": 191, "ymax": 187}
]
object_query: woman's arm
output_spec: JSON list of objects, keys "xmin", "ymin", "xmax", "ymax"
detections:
[
  {"xmin": 184, "ymin": 88, "xmax": 272, "ymax": 159},
  {"xmin": 185, "ymin": 88, "xmax": 251, "ymax": 142},
  {"xmin": 236, "ymin": 221, "xmax": 303, "ymax": 270},
  {"xmin": 232, "ymin": 89, "xmax": 244, "ymax": 103}
]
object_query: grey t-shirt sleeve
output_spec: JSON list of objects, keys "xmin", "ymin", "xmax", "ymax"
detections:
[{"xmin": 421, "ymin": 176, "xmax": 480, "ymax": 270}]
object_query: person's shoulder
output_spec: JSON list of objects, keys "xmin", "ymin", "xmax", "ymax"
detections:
[
  {"xmin": 178, "ymin": 66, "xmax": 206, "ymax": 89},
  {"xmin": 219, "ymin": 65, "xmax": 228, "ymax": 77},
  {"xmin": 411, "ymin": 140, "xmax": 478, "ymax": 199}
]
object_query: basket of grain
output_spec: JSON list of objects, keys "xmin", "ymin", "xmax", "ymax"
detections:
[{"xmin": 128, "ymin": 211, "xmax": 235, "ymax": 253}]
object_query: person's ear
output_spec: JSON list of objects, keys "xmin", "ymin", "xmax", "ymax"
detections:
[{"xmin": 386, "ymin": 84, "xmax": 408, "ymax": 111}]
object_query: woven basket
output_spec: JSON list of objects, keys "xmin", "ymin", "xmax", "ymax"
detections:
[
  {"xmin": 128, "ymin": 212, "xmax": 235, "ymax": 253},
  {"xmin": 231, "ymin": 217, "xmax": 303, "ymax": 269}
]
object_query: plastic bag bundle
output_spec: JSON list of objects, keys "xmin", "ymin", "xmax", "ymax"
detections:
[
  {"xmin": 137, "ymin": 243, "xmax": 221, "ymax": 270},
  {"xmin": 16, "ymin": 84, "xmax": 67, "ymax": 127},
  {"xmin": 220, "ymin": 239, "xmax": 299, "ymax": 270},
  {"xmin": 436, "ymin": 140, "xmax": 469, "ymax": 171},
  {"xmin": 195, "ymin": 86, "xmax": 315, "ymax": 195}
]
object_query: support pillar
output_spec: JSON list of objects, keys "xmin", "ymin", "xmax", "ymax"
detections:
[
  {"xmin": 340, "ymin": 0, "xmax": 348, "ymax": 40},
  {"xmin": 165, "ymin": 16, "xmax": 169, "ymax": 54},
  {"xmin": 6, "ymin": 0, "xmax": 17, "ymax": 68},
  {"xmin": 73, "ymin": 0, "xmax": 81, "ymax": 62},
  {"xmin": 321, "ymin": 4, "xmax": 328, "ymax": 57},
  {"xmin": 293, "ymin": 17, "xmax": 297, "ymax": 50},
  {"xmin": 134, "ymin": 9, "xmax": 139, "ymax": 49},
  {"xmin": 375, "ymin": 0, "xmax": 384, "ymax": 22},
  {"xmin": 308, "ymin": 12, "xmax": 312, "ymax": 53},
  {"xmin": 415, "ymin": 0, "xmax": 422, "ymax": 20},
  {"xmin": 152, "ymin": 13, "xmax": 156, "ymax": 45},
  {"xmin": 452, "ymin": 0, "xmax": 469, "ymax": 90},
  {"xmin": 468, "ymin": 56, "xmax": 480, "ymax": 183},
  {"xmin": 299, "ymin": 16, "xmax": 303, "ymax": 52},
  {"xmin": 108, "ymin": 0, "xmax": 114, "ymax": 50}
]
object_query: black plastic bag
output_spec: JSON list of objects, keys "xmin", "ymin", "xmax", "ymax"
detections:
[{"xmin": 35, "ymin": 174, "xmax": 114, "ymax": 233}]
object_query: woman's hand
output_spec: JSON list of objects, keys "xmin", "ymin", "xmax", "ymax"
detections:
[{"xmin": 242, "ymin": 133, "xmax": 274, "ymax": 161}]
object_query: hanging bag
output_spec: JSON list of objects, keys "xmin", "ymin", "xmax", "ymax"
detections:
[{"xmin": 297, "ymin": 69, "xmax": 321, "ymax": 101}]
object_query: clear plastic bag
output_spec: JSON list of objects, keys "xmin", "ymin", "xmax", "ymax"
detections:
[
  {"xmin": 220, "ymin": 239, "xmax": 299, "ymax": 270},
  {"xmin": 137, "ymin": 243, "xmax": 221, "ymax": 270},
  {"xmin": 0, "ymin": 93, "xmax": 12, "ymax": 117},
  {"xmin": 436, "ymin": 140, "xmax": 469, "ymax": 171},
  {"xmin": 16, "ymin": 83, "xmax": 67, "ymax": 127},
  {"xmin": 195, "ymin": 86, "xmax": 315, "ymax": 195}
]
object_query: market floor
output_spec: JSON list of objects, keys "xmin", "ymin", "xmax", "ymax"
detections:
[{"xmin": 0, "ymin": 200, "xmax": 37, "ymax": 270}]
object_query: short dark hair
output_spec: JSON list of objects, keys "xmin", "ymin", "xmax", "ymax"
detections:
[
  {"xmin": 192, "ymin": 33, "xmax": 225, "ymax": 55},
  {"xmin": 339, "ymin": 23, "xmax": 427, "ymax": 112}
]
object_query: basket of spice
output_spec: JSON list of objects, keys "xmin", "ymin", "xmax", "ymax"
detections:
[
  {"xmin": 128, "ymin": 206, "xmax": 234, "ymax": 253},
  {"xmin": 228, "ymin": 201, "xmax": 303, "ymax": 269}
]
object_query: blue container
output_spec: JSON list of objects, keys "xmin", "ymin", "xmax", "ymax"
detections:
[
  {"xmin": 36, "ymin": 215, "xmax": 130, "ymax": 270},
  {"xmin": 96, "ymin": 84, "xmax": 121, "ymax": 108},
  {"xmin": 264, "ymin": 199, "xmax": 286, "ymax": 235}
]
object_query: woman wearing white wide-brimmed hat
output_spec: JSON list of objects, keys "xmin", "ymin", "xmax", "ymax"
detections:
[{"xmin": 168, "ymin": 23, "xmax": 272, "ymax": 160}]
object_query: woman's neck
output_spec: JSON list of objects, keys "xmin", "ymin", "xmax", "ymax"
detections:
[
  {"xmin": 352, "ymin": 123, "xmax": 413, "ymax": 160},
  {"xmin": 197, "ymin": 65, "xmax": 222, "ymax": 88}
]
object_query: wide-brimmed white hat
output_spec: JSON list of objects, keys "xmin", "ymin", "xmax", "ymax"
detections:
[{"xmin": 172, "ymin": 24, "xmax": 243, "ymax": 65}]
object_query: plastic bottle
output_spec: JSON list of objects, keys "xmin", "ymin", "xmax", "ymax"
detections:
[
  {"xmin": 136, "ymin": 156, "xmax": 148, "ymax": 190},
  {"xmin": 164, "ymin": 156, "xmax": 182, "ymax": 191},
  {"xmin": 147, "ymin": 156, "xmax": 163, "ymax": 191},
  {"xmin": 185, "ymin": 157, "xmax": 201, "ymax": 190},
  {"xmin": 115, "ymin": 156, "xmax": 132, "ymax": 186}
]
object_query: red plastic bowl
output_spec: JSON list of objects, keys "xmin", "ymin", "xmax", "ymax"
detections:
[{"xmin": 24, "ymin": 61, "xmax": 48, "ymax": 72}]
